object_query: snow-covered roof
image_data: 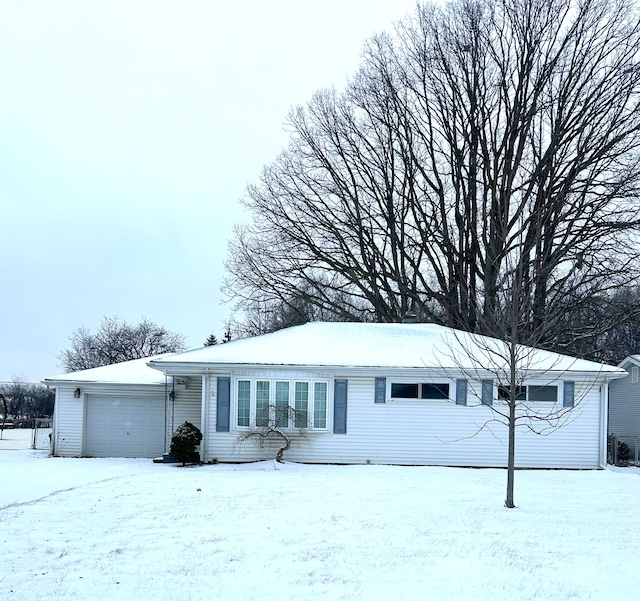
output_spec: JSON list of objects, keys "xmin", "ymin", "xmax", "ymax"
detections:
[
  {"xmin": 149, "ymin": 322, "xmax": 625, "ymax": 376},
  {"xmin": 44, "ymin": 354, "xmax": 175, "ymax": 385},
  {"xmin": 618, "ymin": 355, "xmax": 640, "ymax": 369}
]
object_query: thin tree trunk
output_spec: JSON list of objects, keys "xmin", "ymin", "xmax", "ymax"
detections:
[{"xmin": 505, "ymin": 399, "xmax": 516, "ymax": 508}]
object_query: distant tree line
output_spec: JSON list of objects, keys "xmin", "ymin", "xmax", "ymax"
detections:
[{"xmin": 0, "ymin": 378, "xmax": 54, "ymax": 419}]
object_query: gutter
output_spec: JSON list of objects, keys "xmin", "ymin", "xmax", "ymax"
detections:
[{"xmin": 146, "ymin": 360, "xmax": 626, "ymax": 381}]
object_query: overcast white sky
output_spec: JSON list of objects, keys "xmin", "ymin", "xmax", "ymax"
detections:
[{"xmin": 0, "ymin": 0, "xmax": 418, "ymax": 382}]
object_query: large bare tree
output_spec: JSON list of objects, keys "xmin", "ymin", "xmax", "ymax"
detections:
[
  {"xmin": 58, "ymin": 316, "xmax": 185, "ymax": 372},
  {"xmin": 225, "ymin": 0, "xmax": 640, "ymax": 349}
]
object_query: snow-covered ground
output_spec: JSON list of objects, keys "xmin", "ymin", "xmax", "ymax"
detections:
[
  {"xmin": 0, "ymin": 428, "xmax": 51, "ymax": 451},
  {"xmin": 2, "ymin": 451, "xmax": 638, "ymax": 601}
]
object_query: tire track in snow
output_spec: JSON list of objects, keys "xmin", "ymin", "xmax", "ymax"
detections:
[{"xmin": 0, "ymin": 476, "xmax": 126, "ymax": 510}]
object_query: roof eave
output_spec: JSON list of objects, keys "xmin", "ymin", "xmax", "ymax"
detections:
[
  {"xmin": 147, "ymin": 360, "xmax": 625, "ymax": 381},
  {"xmin": 617, "ymin": 355, "xmax": 640, "ymax": 370},
  {"xmin": 43, "ymin": 377, "xmax": 165, "ymax": 387}
]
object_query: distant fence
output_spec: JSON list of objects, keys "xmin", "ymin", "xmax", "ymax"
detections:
[
  {"xmin": 0, "ymin": 418, "xmax": 51, "ymax": 451},
  {"xmin": 608, "ymin": 434, "xmax": 640, "ymax": 466}
]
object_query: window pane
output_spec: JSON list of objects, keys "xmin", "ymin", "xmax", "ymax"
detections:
[
  {"xmin": 256, "ymin": 380, "xmax": 270, "ymax": 427},
  {"xmin": 421, "ymin": 383, "xmax": 449, "ymax": 399},
  {"xmin": 237, "ymin": 380, "xmax": 251, "ymax": 427},
  {"xmin": 498, "ymin": 386, "xmax": 526, "ymax": 401},
  {"xmin": 528, "ymin": 385, "xmax": 557, "ymax": 402},
  {"xmin": 314, "ymin": 382, "xmax": 327, "ymax": 429},
  {"xmin": 391, "ymin": 383, "xmax": 419, "ymax": 398},
  {"xmin": 275, "ymin": 381, "xmax": 289, "ymax": 428},
  {"xmin": 294, "ymin": 382, "xmax": 309, "ymax": 428}
]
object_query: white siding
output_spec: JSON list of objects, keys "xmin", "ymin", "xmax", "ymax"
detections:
[
  {"xmin": 53, "ymin": 371, "xmax": 605, "ymax": 467},
  {"xmin": 203, "ymin": 373, "xmax": 604, "ymax": 468},
  {"xmin": 52, "ymin": 386, "xmax": 85, "ymax": 457},
  {"xmin": 609, "ymin": 364, "xmax": 640, "ymax": 437},
  {"xmin": 165, "ymin": 377, "xmax": 203, "ymax": 450}
]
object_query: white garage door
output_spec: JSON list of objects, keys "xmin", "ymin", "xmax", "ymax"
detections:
[{"xmin": 85, "ymin": 395, "xmax": 165, "ymax": 458}]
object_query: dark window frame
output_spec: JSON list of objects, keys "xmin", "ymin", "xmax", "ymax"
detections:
[
  {"xmin": 390, "ymin": 381, "xmax": 450, "ymax": 401},
  {"xmin": 497, "ymin": 385, "xmax": 558, "ymax": 403}
]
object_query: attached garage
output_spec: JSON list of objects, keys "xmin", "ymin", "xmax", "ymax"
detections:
[
  {"xmin": 84, "ymin": 394, "xmax": 165, "ymax": 458},
  {"xmin": 45, "ymin": 355, "xmax": 183, "ymax": 458}
]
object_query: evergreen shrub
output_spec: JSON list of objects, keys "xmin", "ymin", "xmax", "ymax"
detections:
[{"xmin": 169, "ymin": 421, "xmax": 203, "ymax": 465}]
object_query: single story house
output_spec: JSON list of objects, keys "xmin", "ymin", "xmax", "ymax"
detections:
[
  {"xmin": 45, "ymin": 322, "xmax": 626, "ymax": 468},
  {"xmin": 608, "ymin": 355, "xmax": 640, "ymax": 441}
]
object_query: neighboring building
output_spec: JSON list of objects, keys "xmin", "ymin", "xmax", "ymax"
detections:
[
  {"xmin": 45, "ymin": 322, "xmax": 626, "ymax": 468},
  {"xmin": 608, "ymin": 355, "xmax": 640, "ymax": 441}
]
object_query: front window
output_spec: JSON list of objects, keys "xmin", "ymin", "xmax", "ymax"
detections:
[
  {"xmin": 235, "ymin": 378, "xmax": 329, "ymax": 430},
  {"xmin": 497, "ymin": 385, "xmax": 557, "ymax": 402},
  {"xmin": 275, "ymin": 381, "xmax": 290, "ymax": 427},
  {"xmin": 314, "ymin": 382, "xmax": 327, "ymax": 428},
  {"xmin": 390, "ymin": 382, "xmax": 450, "ymax": 400},
  {"xmin": 237, "ymin": 380, "xmax": 251, "ymax": 427},
  {"xmin": 256, "ymin": 380, "xmax": 270, "ymax": 427},
  {"xmin": 294, "ymin": 382, "xmax": 309, "ymax": 428}
]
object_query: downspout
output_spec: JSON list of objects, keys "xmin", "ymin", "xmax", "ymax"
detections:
[
  {"xmin": 599, "ymin": 382, "xmax": 608, "ymax": 469},
  {"xmin": 200, "ymin": 372, "xmax": 209, "ymax": 463},
  {"xmin": 171, "ymin": 378, "xmax": 175, "ymax": 435},
  {"xmin": 50, "ymin": 387, "xmax": 58, "ymax": 456},
  {"xmin": 164, "ymin": 374, "xmax": 176, "ymax": 454},
  {"xmin": 164, "ymin": 374, "xmax": 168, "ymax": 453}
]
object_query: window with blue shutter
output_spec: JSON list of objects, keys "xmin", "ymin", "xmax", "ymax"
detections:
[
  {"xmin": 563, "ymin": 381, "xmax": 575, "ymax": 408},
  {"xmin": 375, "ymin": 377, "xmax": 386, "ymax": 403},
  {"xmin": 333, "ymin": 379, "xmax": 348, "ymax": 434},
  {"xmin": 456, "ymin": 379, "xmax": 468, "ymax": 405},
  {"xmin": 216, "ymin": 377, "xmax": 231, "ymax": 432},
  {"xmin": 481, "ymin": 380, "xmax": 493, "ymax": 405}
]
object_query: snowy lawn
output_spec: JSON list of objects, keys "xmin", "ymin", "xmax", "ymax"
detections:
[
  {"xmin": 0, "ymin": 428, "xmax": 51, "ymax": 451},
  {"xmin": 1, "ymin": 451, "xmax": 638, "ymax": 601}
]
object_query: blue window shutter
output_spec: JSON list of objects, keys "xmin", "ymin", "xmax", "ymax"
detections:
[
  {"xmin": 375, "ymin": 377, "xmax": 386, "ymax": 403},
  {"xmin": 216, "ymin": 377, "xmax": 231, "ymax": 432},
  {"xmin": 481, "ymin": 380, "xmax": 493, "ymax": 405},
  {"xmin": 456, "ymin": 379, "xmax": 468, "ymax": 405},
  {"xmin": 563, "ymin": 381, "xmax": 575, "ymax": 408},
  {"xmin": 333, "ymin": 379, "xmax": 348, "ymax": 434}
]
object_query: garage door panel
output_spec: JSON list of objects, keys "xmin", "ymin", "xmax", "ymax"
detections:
[{"xmin": 85, "ymin": 395, "xmax": 165, "ymax": 458}]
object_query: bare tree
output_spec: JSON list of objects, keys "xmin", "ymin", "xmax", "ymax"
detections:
[
  {"xmin": 236, "ymin": 404, "xmax": 310, "ymax": 463},
  {"xmin": 1, "ymin": 376, "xmax": 28, "ymax": 419},
  {"xmin": 442, "ymin": 211, "xmax": 618, "ymax": 507},
  {"xmin": 557, "ymin": 284, "xmax": 640, "ymax": 364},
  {"xmin": 58, "ymin": 316, "xmax": 185, "ymax": 372},
  {"xmin": 224, "ymin": 0, "xmax": 640, "ymax": 351},
  {"xmin": 228, "ymin": 286, "xmax": 363, "ymax": 338}
]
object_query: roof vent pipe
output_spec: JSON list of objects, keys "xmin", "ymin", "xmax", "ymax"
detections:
[{"xmin": 402, "ymin": 312, "xmax": 417, "ymax": 324}]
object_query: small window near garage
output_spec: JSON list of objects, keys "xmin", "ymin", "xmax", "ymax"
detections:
[
  {"xmin": 390, "ymin": 382, "xmax": 450, "ymax": 400},
  {"xmin": 632, "ymin": 366, "xmax": 639, "ymax": 384}
]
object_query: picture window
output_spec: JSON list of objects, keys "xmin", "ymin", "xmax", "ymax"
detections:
[{"xmin": 235, "ymin": 378, "xmax": 329, "ymax": 430}]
